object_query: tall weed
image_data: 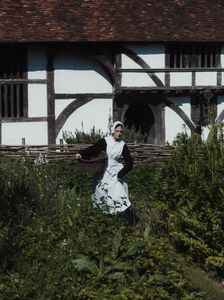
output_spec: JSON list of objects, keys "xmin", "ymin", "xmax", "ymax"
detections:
[{"xmin": 155, "ymin": 128, "xmax": 224, "ymax": 279}]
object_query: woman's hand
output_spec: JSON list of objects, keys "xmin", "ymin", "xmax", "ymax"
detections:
[{"xmin": 75, "ymin": 153, "xmax": 82, "ymax": 160}]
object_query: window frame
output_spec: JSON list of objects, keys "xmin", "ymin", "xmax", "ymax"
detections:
[
  {"xmin": 0, "ymin": 44, "xmax": 28, "ymax": 119},
  {"xmin": 166, "ymin": 43, "xmax": 221, "ymax": 69}
]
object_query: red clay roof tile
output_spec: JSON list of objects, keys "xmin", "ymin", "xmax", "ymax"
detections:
[{"xmin": 0, "ymin": 0, "xmax": 223, "ymax": 42}]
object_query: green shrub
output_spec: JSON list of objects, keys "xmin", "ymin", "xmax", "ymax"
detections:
[
  {"xmin": 63, "ymin": 127, "xmax": 105, "ymax": 144},
  {"xmin": 0, "ymin": 157, "xmax": 203, "ymax": 299},
  {"xmin": 1, "ymin": 129, "xmax": 224, "ymax": 299},
  {"xmin": 153, "ymin": 129, "xmax": 224, "ymax": 279},
  {"xmin": 63, "ymin": 125, "xmax": 150, "ymax": 144}
]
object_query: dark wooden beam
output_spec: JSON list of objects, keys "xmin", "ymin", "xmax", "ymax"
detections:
[
  {"xmin": 166, "ymin": 98, "xmax": 195, "ymax": 132},
  {"xmin": 47, "ymin": 51, "xmax": 55, "ymax": 145},
  {"xmin": 10, "ymin": 84, "xmax": 14, "ymax": 117},
  {"xmin": 117, "ymin": 68, "xmax": 224, "ymax": 72},
  {"xmin": 148, "ymin": 103, "xmax": 166, "ymax": 145},
  {"xmin": 1, "ymin": 117, "xmax": 48, "ymax": 122},
  {"xmin": 121, "ymin": 86, "xmax": 224, "ymax": 91},
  {"xmin": 23, "ymin": 83, "xmax": 28, "ymax": 117},
  {"xmin": 216, "ymin": 46, "xmax": 222, "ymax": 86},
  {"xmin": 165, "ymin": 48, "xmax": 170, "ymax": 87},
  {"xmin": 55, "ymin": 93, "xmax": 113, "ymax": 99},
  {"xmin": 16, "ymin": 84, "xmax": 20, "ymax": 117},
  {"xmin": 93, "ymin": 54, "xmax": 117, "ymax": 85},
  {"xmin": 114, "ymin": 53, "xmax": 122, "ymax": 92},
  {"xmin": 4, "ymin": 85, "xmax": 7, "ymax": 118},
  {"xmin": 190, "ymin": 93, "xmax": 200, "ymax": 124},
  {"xmin": 0, "ymin": 79, "xmax": 47, "ymax": 84},
  {"xmin": 192, "ymin": 71, "xmax": 196, "ymax": 87},
  {"xmin": 55, "ymin": 97, "xmax": 94, "ymax": 139},
  {"xmin": 120, "ymin": 46, "xmax": 164, "ymax": 87},
  {"xmin": 112, "ymin": 94, "xmax": 124, "ymax": 121}
]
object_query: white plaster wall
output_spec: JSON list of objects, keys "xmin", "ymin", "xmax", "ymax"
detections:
[
  {"xmin": 221, "ymin": 45, "xmax": 224, "ymax": 67},
  {"xmin": 222, "ymin": 72, "xmax": 224, "ymax": 86},
  {"xmin": 165, "ymin": 97, "xmax": 191, "ymax": 143},
  {"xmin": 170, "ymin": 97, "xmax": 191, "ymax": 119},
  {"xmin": 122, "ymin": 72, "xmax": 158, "ymax": 87},
  {"xmin": 55, "ymin": 99, "xmax": 75, "ymax": 119},
  {"xmin": 28, "ymin": 84, "xmax": 47, "ymax": 117},
  {"xmin": 201, "ymin": 126, "xmax": 210, "ymax": 141},
  {"xmin": 121, "ymin": 45, "xmax": 165, "ymax": 86},
  {"xmin": 221, "ymin": 46, "xmax": 224, "ymax": 84},
  {"xmin": 170, "ymin": 72, "xmax": 192, "ymax": 86},
  {"xmin": 196, "ymin": 72, "xmax": 217, "ymax": 86},
  {"xmin": 56, "ymin": 98, "xmax": 112, "ymax": 143},
  {"xmin": 122, "ymin": 45, "xmax": 165, "ymax": 68},
  {"xmin": 2, "ymin": 122, "xmax": 48, "ymax": 145},
  {"xmin": 217, "ymin": 96, "xmax": 224, "ymax": 119},
  {"xmin": 200, "ymin": 96, "xmax": 224, "ymax": 141},
  {"xmin": 201, "ymin": 95, "xmax": 224, "ymax": 141},
  {"xmin": 27, "ymin": 45, "xmax": 47, "ymax": 79},
  {"xmin": 54, "ymin": 52, "xmax": 112, "ymax": 93}
]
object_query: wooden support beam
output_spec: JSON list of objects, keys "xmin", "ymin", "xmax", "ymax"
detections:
[
  {"xmin": 4, "ymin": 85, "xmax": 8, "ymax": 118},
  {"xmin": 16, "ymin": 84, "xmax": 20, "ymax": 117},
  {"xmin": 0, "ymin": 79, "xmax": 46, "ymax": 84},
  {"xmin": 121, "ymin": 86, "xmax": 224, "ymax": 91},
  {"xmin": 117, "ymin": 68, "xmax": 224, "ymax": 72},
  {"xmin": 55, "ymin": 93, "xmax": 113, "ymax": 99},
  {"xmin": 114, "ymin": 53, "xmax": 122, "ymax": 93},
  {"xmin": 47, "ymin": 51, "xmax": 55, "ymax": 145},
  {"xmin": 165, "ymin": 49, "xmax": 170, "ymax": 87},
  {"xmin": 1, "ymin": 117, "xmax": 48, "ymax": 122}
]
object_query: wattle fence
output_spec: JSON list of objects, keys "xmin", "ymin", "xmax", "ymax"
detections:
[{"xmin": 0, "ymin": 143, "xmax": 171, "ymax": 166}]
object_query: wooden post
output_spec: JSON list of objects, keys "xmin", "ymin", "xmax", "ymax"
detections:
[
  {"xmin": 22, "ymin": 137, "xmax": 26, "ymax": 151},
  {"xmin": 59, "ymin": 138, "xmax": 64, "ymax": 152},
  {"xmin": 47, "ymin": 49, "xmax": 55, "ymax": 145}
]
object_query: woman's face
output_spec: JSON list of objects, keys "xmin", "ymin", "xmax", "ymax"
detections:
[{"xmin": 113, "ymin": 126, "xmax": 123, "ymax": 141}]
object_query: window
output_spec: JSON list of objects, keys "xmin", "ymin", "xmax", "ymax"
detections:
[
  {"xmin": 167, "ymin": 44, "xmax": 221, "ymax": 68},
  {"xmin": 0, "ymin": 45, "xmax": 27, "ymax": 118}
]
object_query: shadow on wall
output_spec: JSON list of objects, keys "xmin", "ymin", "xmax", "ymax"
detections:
[
  {"xmin": 28, "ymin": 47, "xmax": 112, "ymax": 85},
  {"xmin": 54, "ymin": 51, "xmax": 112, "ymax": 84}
]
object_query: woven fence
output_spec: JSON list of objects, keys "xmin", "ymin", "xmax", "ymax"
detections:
[{"xmin": 0, "ymin": 143, "xmax": 171, "ymax": 166}]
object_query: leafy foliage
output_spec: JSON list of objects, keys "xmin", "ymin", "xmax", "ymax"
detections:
[
  {"xmin": 63, "ymin": 126, "xmax": 105, "ymax": 144},
  {"xmin": 153, "ymin": 129, "xmax": 224, "ymax": 280},
  {"xmin": 63, "ymin": 125, "xmax": 150, "ymax": 144},
  {"xmin": 1, "ymin": 126, "xmax": 224, "ymax": 299},
  {"xmin": 0, "ymin": 157, "xmax": 202, "ymax": 299}
]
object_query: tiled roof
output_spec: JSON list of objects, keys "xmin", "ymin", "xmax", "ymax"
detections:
[{"xmin": 0, "ymin": 0, "xmax": 224, "ymax": 42}]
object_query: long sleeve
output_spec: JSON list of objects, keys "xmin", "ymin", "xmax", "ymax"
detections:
[
  {"xmin": 117, "ymin": 144, "xmax": 133, "ymax": 179},
  {"xmin": 79, "ymin": 138, "xmax": 106, "ymax": 159}
]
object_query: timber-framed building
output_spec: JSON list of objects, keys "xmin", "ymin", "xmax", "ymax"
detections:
[{"xmin": 0, "ymin": 0, "xmax": 224, "ymax": 145}]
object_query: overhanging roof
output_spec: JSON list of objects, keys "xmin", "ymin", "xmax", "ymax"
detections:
[{"xmin": 1, "ymin": 0, "xmax": 224, "ymax": 43}]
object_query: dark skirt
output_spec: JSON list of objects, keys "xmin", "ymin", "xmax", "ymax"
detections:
[{"xmin": 118, "ymin": 206, "xmax": 139, "ymax": 226}]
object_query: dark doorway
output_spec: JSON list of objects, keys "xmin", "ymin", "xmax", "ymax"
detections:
[{"xmin": 123, "ymin": 101, "xmax": 155, "ymax": 142}]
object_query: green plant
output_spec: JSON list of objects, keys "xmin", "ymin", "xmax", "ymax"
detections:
[
  {"xmin": 153, "ymin": 126, "xmax": 224, "ymax": 279},
  {"xmin": 63, "ymin": 126, "xmax": 105, "ymax": 144}
]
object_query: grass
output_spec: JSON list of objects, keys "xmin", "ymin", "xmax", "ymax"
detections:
[{"xmin": 186, "ymin": 266, "xmax": 224, "ymax": 300}]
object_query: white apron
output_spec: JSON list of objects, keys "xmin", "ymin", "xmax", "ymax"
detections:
[{"xmin": 92, "ymin": 136, "xmax": 131, "ymax": 214}]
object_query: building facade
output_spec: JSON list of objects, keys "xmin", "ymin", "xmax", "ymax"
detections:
[{"xmin": 0, "ymin": 0, "xmax": 224, "ymax": 145}]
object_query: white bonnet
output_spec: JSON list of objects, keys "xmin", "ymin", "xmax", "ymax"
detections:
[{"xmin": 111, "ymin": 121, "xmax": 124, "ymax": 134}]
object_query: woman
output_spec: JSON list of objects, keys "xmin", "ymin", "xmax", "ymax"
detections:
[{"xmin": 75, "ymin": 121, "xmax": 135, "ymax": 224}]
